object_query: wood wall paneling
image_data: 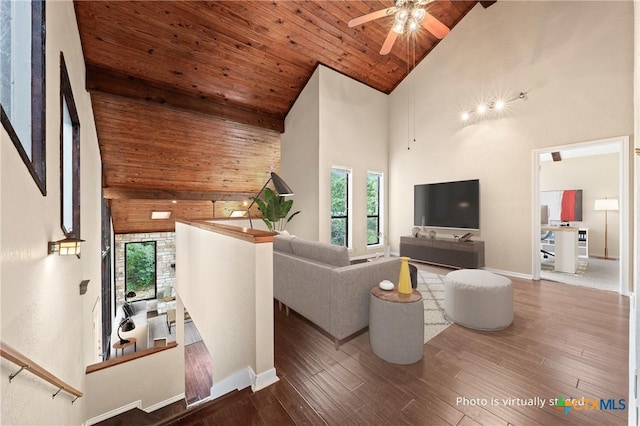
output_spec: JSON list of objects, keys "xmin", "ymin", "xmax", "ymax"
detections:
[
  {"xmin": 109, "ymin": 199, "xmax": 261, "ymax": 234},
  {"xmin": 72, "ymin": 1, "xmax": 479, "ymax": 233}
]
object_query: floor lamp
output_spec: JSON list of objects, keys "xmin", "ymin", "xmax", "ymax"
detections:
[
  {"xmin": 594, "ymin": 198, "xmax": 619, "ymax": 259},
  {"xmin": 247, "ymin": 172, "xmax": 294, "ymax": 229}
]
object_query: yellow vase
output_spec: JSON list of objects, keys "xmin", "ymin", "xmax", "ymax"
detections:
[{"xmin": 397, "ymin": 256, "xmax": 412, "ymax": 295}]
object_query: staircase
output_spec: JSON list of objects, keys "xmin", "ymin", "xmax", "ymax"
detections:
[
  {"xmin": 95, "ymin": 389, "xmax": 250, "ymax": 426},
  {"xmin": 94, "ymin": 408, "xmax": 162, "ymax": 425}
]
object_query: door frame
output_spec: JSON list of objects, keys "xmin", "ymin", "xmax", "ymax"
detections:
[{"xmin": 531, "ymin": 135, "xmax": 630, "ymax": 295}]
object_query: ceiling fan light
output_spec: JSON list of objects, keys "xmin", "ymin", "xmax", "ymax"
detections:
[
  {"xmin": 494, "ymin": 100, "xmax": 505, "ymax": 110},
  {"xmin": 408, "ymin": 18, "xmax": 419, "ymax": 32},
  {"xmin": 396, "ymin": 9, "xmax": 409, "ymax": 23},
  {"xmin": 392, "ymin": 22, "xmax": 405, "ymax": 34},
  {"xmin": 461, "ymin": 112, "xmax": 470, "ymax": 121},
  {"xmin": 411, "ymin": 8, "xmax": 426, "ymax": 23},
  {"xmin": 477, "ymin": 104, "xmax": 487, "ymax": 114}
]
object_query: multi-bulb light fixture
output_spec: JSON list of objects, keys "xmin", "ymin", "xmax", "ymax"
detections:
[
  {"xmin": 460, "ymin": 92, "xmax": 528, "ymax": 122},
  {"xmin": 392, "ymin": 1, "xmax": 426, "ymax": 34}
]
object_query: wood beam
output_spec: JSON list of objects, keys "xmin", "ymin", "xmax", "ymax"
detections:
[
  {"xmin": 86, "ymin": 65, "xmax": 284, "ymax": 133},
  {"xmin": 103, "ymin": 187, "xmax": 255, "ymax": 201}
]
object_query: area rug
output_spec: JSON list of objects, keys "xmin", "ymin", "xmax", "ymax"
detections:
[
  {"xmin": 148, "ymin": 315, "xmax": 176, "ymax": 346},
  {"xmin": 147, "ymin": 315, "xmax": 203, "ymax": 346},
  {"xmin": 416, "ymin": 271, "xmax": 451, "ymax": 343}
]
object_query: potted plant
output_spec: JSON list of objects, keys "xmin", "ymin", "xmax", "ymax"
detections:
[{"xmin": 253, "ymin": 188, "xmax": 301, "ymax": 232}]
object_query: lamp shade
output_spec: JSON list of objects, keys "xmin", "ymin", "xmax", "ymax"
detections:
[
  {"xmin": 270, "ymin": 172, "xmax": 293, "ymax": 196},
  {"xmin": 120, "ymin": 318, "xmax": 135, "ymax": 332},
  {"xmin": 48, "ymin": 236, "xmax": 84, "ymax": 256},
  {"xmin": 247, "ymin": 171, "xmax": 294, "ymax": 229},
  {"xmin": 117, "ymin": 317, "xmax": 136, "ymax": 344},
  {"xmin": 594, "ymin": 199, "xmax": 619, "ymax": 211}
]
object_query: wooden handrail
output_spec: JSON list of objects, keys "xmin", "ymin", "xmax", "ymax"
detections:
[
  {"xmin": 176, "ymin": 219, "xmax": 276, "ymax": 244},
  {"xmin": 85, "ymin": 342, "xmax": 178, "ymax": 374},
  {"xmin": 0, "ymin": 341, "xmax": 83, "ymax": 401}
]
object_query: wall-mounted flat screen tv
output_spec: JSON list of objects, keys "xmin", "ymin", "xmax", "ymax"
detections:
[{"xmin": 414, "ymin": 179, "xmax": 480, "ymax": 230}]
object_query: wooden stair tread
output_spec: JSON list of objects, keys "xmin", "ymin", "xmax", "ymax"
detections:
[
  {"xmin": 95, "ymin": 408, "xmax": 162, "ymax": 426},
  {"xmin": 156, "ymin": 389, "xmax": 251, "ymax": 425}
]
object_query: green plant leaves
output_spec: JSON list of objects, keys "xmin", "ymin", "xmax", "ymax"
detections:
[{"xmin": 254, "ymin": 188, "xmax": 300, "ymax": 231}]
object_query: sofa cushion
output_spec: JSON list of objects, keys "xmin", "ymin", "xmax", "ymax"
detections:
[
  {"xmin": 273, "ymin": 235, "xmax": 294, "ymax": 254},
  {"xmin": 131, "ymin": 300, "xmax": 148, "ymax": 314},
  {"xmin": 123, "ymin": 302, "xmax": 135, "ymax": 318},
  {"xmin": 290, "ymin": 238, "xmax": 350, "ymax": 267}
]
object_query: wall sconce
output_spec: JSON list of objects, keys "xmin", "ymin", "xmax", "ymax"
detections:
[
  {"xmin": 460, "ymin": 92, "xmax": 528, "ymax": 123},
  {"xmin": 48, "ymin": 236, "xmax": 84, "ymax": 257}
]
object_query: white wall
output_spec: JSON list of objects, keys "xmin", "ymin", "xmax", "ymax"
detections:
[
  {"xmin": 540, "ymin": 153, "xmax": 620, "ymax": 258},
  {"xmin": 318, "ymin": 66, "xmax": 389, "ymax": 256},
  {"xmin": 175, "ymin": 222, "xmax": 276, "ymax": 398},
  {"xmin": 282, "ymin": 65, "xmax": 390, "ymax": 257},
  {"xmin": 388, "ymin": 1, "xmax": 633, "ymax": 275},
  {"xmin": 0, "ymin": 1, "xmax": 102, "ymax": 423},
  {"xmin": 85, "ymin": 346, "xmax": 185, "ymax": 422},
  {"xmin": 281, "ymin": 69, "xmax": 320, "ymax": 240}
]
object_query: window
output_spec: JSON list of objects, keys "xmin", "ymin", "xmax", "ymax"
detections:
[
  {"xmin": 60, "ymin": 53, "xmax": 80, "ymax": 236},
  {"xmin": 367, "ymin": 172, "xmax": 383, "ymax": 246},
  {"xmin": 0, "ymin": 0, "xmax": 46, "ymax": 194},
  {"xmin": 125, "ymin": 242, "xmax": 157, "ymax": 301},
  {"xmin": 331, "ymin": 167, "xmax": 352, "ymax": 247}
]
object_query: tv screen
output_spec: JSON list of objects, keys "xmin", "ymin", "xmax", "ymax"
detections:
[{"xmin": 414, "ymin": 179, "xmax": 480, "ymax": 230}]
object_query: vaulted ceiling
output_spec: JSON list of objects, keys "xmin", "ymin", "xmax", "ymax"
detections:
[{"xmin": 74, "ymin": 0, "xmax": 486, "ymax": 234}]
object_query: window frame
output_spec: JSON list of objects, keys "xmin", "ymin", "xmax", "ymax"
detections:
[
  {"xmin": 124, "ymin": 241, "xmax": 158, "ymax": 302},
  {"xmin": 367, "ymin": 171, "xmax": 383, "ymax": 247},
  {"xmin": 0, "ymin": 0, "xmax": 46, "ymax": 195},
  {"xmin": 59, "ymin": 53, "xmax": 81, "ymax": 237},
  {"xmin": 330, "ymin": 166, "xmax": 352, "ymax": 249}
]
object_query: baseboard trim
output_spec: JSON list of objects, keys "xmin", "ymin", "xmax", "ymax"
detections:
[
  {"xmin": 84, "ymin": 400, "xmax": 141, "ymax": 426},
  {"xmin": 209, "ymin": 366, "xmax": 280, "ymax": 400},
  {"xmin": 250, "ymin": 367, "xmax": 279, "ymax": 392},
  {"xmin": 483, "ymin": 267, "xmax": 533, "ymax": 281},
  {"xmin": 144, "ymin": 393, "xmax": 185, "ymax": 413},
  {"xmin": 209, "ymin": 368, "xmax": 252, "ymax": 400}
]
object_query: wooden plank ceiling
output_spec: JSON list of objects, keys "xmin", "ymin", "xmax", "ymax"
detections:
[{"xmin": 74, "ymin": 0, "xmax": 481, "ymax": 234}]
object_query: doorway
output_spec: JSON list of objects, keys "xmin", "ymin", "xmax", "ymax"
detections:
[{"xmin": 531, "ymin": 136, "xmax": 630, "ymax": 295}]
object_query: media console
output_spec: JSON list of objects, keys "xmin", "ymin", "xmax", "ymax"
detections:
[{"xmin": 400, "ymin": 236, "xmax": 485, "ymax": 269}]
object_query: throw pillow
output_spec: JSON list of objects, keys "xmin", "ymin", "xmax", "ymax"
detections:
[
  {"xmin": 290, "ymin": 238, "xmax": 350, "ymax": 267},
  {"xmin": 122, "ymin": 302, "xmax": 134, "ymax": 318}
]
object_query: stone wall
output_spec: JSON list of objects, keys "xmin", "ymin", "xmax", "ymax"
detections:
[{"xmin": 114, "ymin": 232, "xmax": 176, "ymax": 306}]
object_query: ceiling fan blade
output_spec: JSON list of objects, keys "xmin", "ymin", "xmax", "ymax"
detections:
[
  {"xmin": 421, "ymin": 13, "xmax": 450, "ymax": 39},
  {"xmin": 380, "ymin": 30, "xmax": 398, "ymax": 55},
  {"xmin": 348, "ymin": 7, "xmax": 393, "ymax": 27}
]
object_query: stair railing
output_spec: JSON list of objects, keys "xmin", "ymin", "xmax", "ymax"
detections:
[{"xmin": 0, "ymin": 341, "xmax": 83, "ymax": 403}]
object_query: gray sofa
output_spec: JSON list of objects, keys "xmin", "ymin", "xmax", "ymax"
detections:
[{"xmin": 273, "ymin": 235, "xmax": 401, "ymax": 349}]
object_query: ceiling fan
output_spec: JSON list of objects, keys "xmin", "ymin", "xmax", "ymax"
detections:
[{"xmin": 348, "ymin": 0, "xmax": 450, "ymax": 55}]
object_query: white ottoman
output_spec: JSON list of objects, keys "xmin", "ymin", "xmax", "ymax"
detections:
[{"xmin": 445, "ymin": 269, "xmax": 513, "ymax": 330}]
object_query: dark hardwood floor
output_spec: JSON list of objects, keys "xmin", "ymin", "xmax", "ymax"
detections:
[
  {"xmin": 164, "ymin": 264, "xmax": 629, "ymax": 425},
  {"xmin": 184, "ymin": 341, "xmax": 213, "ymax": 405}
]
